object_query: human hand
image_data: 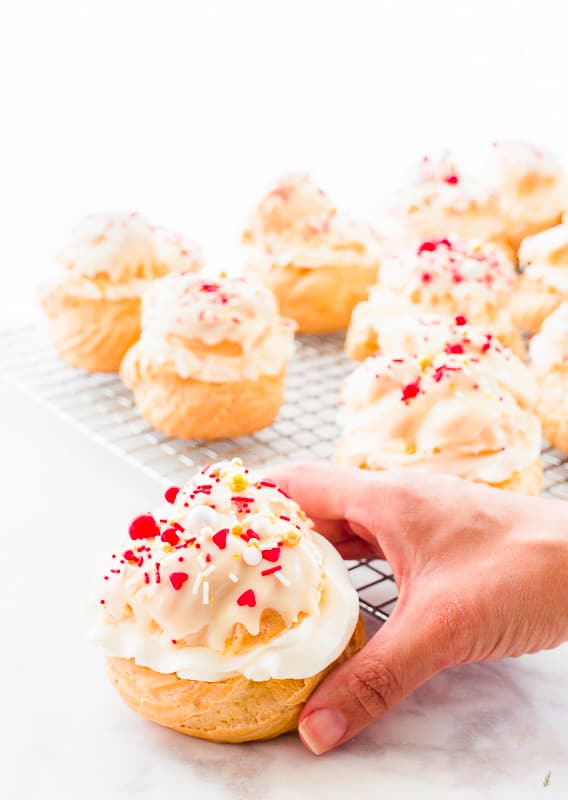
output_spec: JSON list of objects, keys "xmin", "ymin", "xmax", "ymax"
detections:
[{"xmin": 268, "ymin": 462, "xmax": 568, "ymax": 754}]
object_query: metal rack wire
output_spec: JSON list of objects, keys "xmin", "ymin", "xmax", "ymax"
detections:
[{"xmin": 3, "ymin": 324, "xmax": 568, "ymax": 622}]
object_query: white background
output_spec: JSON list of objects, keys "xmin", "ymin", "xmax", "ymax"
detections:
[{"xmin": 2, "ymin": 0, "xmax": 568, "ymax": 325}]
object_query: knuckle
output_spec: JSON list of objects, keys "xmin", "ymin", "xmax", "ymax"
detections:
[{"xmin": 346, "ymin": 658, "xmax": 403, "ymax": 720}]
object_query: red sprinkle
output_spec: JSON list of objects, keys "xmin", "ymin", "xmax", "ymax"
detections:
[
  {"xmin": 200, "ymin": 282, "xmax": 220, "ymax": 293},
  {"xmin": 129, "ymin": 514, "xmax": 160, "ymax": 541},
  {"xmin": 169, "ymin": 572, "xmax": 189, "ymax": 591},
  {"xmin": 444, "ymin": 174, "xmax": 459, "ymax": 184},
  {"xmin": 258, "ymin": 480, "xmax": 277, "ymax": 488},
  {"xmin": 421, "ymin": 272, "xmax": 432, "ymax": 282},
  {"xmin": 211, "ymin": 528, "xmax": 229, "ymax": 550},
  {"xmin": 445, "ymin": 343, "xmax": 464, "ymax": 355},
  {"xmin": 164, "ymin": 486, "xmax": 180, "ymax": 504},
  {"xmin": 122, "ymin": 549, "xmax": 143, "ymax": 567},
  {"xmin": 144, "ymin": 572, "xmax": 150, "ymax": 584},
  {"xmin": 455, "ymin": 314, "xmax": 467, "ymax": 326},
  {"xmin": 401, "ymin": 379, "xmax": 421, "ymax": 402},
  {"xmin": 261, "ymin": 565, "xmax": 282, "ymax": 577},
  {"xmin": 241, "ymin": 528, "xmax": 260, "ymax": 542},
  {"xmin": 237, "ymin": 589, "xmax": 257, "ymax": 608},
  {"xmin": 155, "ymin": 563, "xmax": 161, "ymax": 584},
  {"xmin": 262, "ymin": 546, "xmax": 281, "ymax": 563},
  {"xmin": 161, "ymin": 528, "xmax": 180, "ymax": 546}
]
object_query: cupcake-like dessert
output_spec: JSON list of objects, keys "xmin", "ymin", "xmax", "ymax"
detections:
[
  {"xmin": 120, "ymin": 274, "xmax": 296, "ymax": 440},
  {"xmin": 337, "ymin": 318, "xmax": 542, "ymax": 494},
  {"xmin": 93, "ymin": 458, "xmax": 364, "ymax": 743},
  {"xmin": 384, "ymin": 152, "xmax": 506, "ymax": 246},
  {"xmin": 486, "ymin": 141, "xmax": 567, "ymax": 250},
  {"xmin": 243, "ymin": 174, "xmax": 381, "ymax": 334},
  {"xmin": 39, "ymin": 213, "xmax": 203, "ymax": 372},
  {"xmin": 529, "ymin": 302, "xmax": 568, "ymax": 453},
  {"xmin": 510, "ymin": 222, "xmax": 568, "ymax": 333},
  {"xmin": 346, "ymin": 236, "xmax": 523, "ymax": 359}
]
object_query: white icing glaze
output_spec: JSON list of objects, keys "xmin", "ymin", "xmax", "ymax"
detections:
[
  {"xmin": 243, "ymin": 173, "xmax": 381, "ymax": 272},
  {"xmin": 92, "ymin": 459, "xmax": 360, "ymax": 682},
  {"xmin": 530, "ymin": 302, "xmax": 568, "ymax": 371},
  {"xmin": 338, "ymin": 323, "xmax": 540, "ymax": 483},
  {"xmin": 135, "ymin": 273, "xmax": 295, "ymax": 382},
  {"xmin": 519, "ymin": 223, "xmax": 568, "ymax": 293},
  {"xmin": 154, "ymin": 227, "xmax": 203, "ymax": 274}
]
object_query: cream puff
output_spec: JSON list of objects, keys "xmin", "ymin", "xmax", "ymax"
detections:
[
  {"xmin": 243, "ymin": 173, "xmax": 381, "ymax": 334},
  {"xmin": 510, "ymin": 222, "xmax": 568, "ymax": 333},
  {"xmin": 485, "ymin": 141, "xmax": 567, "ymax": 250},
  {"xmin": 529, "ymin": 302, "xmax": 568, "ymax": 453},
  {"xmin": 120, "ymin": 273, "xmax": 295, "ymax": 440},
  {"xmin": 93, "ymin": 458, "xmax": 365, "ymax": 743},
  {"xmin": 337, "ymin": 317, "xmax": 542, "ymax": 494},
  {"xmin": 346, "ymin": 236, "xmax": 523, "ymax": 359},
  {"xmin": 383, "ymin": 152, "xmax": 506, "ymax": 246},
  {"xmin": 39, "ymin": 213, "xmax": 203, "ymax": 372}
]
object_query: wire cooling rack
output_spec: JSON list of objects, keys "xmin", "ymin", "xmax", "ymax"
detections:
[{"xmin": 3, "ymin": 324, "xmax": 568, "ymax": 621}]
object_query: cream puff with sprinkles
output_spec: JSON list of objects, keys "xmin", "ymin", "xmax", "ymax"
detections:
[
  {"xmin": 120, "ymin": 273, "xmax": 296, "ymax": 440},
  {"xmin": 346, "ymin": 236, "xmax": 523, "ymax": 359},
  {"xmin": 93, "ymin": 458, "xmax": 365, "ymax": 743},
  {"xmin": 338, "ymin": 318, "xmax": 542, "ymax": 494},
  {"xmin": 39, "ymin": 213, "xmax": 203, "ymax": 372},
  {"xmin": 243, "ymin": 173, "xmax": 381, "ymax": 334},
  {"xmin": 529, "ymin": 302, "xmax": 568, "ymax": 454}
]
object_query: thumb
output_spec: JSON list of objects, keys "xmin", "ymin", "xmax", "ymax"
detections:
[{"xmin": 298, "ymin": 599, "xmax": 460, "ymax": 754}]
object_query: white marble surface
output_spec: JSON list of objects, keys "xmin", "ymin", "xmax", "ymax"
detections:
[{"xmin": 1, "ymin": 384, "xmax": 567, "ymax": 800}]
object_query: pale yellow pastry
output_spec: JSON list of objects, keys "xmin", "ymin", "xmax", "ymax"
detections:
[
  {"xmin": 39, "ymin": 213, "xmax": 203, "ymax": 372},
  {"xmin": 243, "ymin": 174, "xmax": 381, "ymax": 333},
  {"xmin": 383, "ymin": 152, "xmax": 506, "ymax": 246},
  {"xmin": 529, "ymin": 302, "xmax": 568, "ymax": 453},
  {"xmin": 510, "ymin": 222, "xmax": 568, "ymax": 333},
  {"xmin": 120, "ymin": 273, "xmax": 296, "ymax": 440},
  {"xmin": 94, "ymin": 458, "xmax": 365, "ymax": 743},
  {"xmin": 485, "ymin": 141, "xmax": 567, "ymax": 250},
  {"xmin": 346, "ymin": 236, "xmax": 523, "ymax": 359},
  {"xmin": 337, "ymin": 318, "xmax": 542, "ymax": 494}
]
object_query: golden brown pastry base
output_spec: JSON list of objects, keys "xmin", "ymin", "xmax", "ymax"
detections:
[
  {"xmin": 106, "ymin": 615, "xmax": 366, "ymax": 743},
  {"xmin": 509, "ymin": 277, "xmax": 566, "ymax": 333},
  {"xmin": 334, "ymin": 450, "xmax": 543, "ymax": 496},
  {"xmin": 504, "ymin": 213, "xmax": 564, "ymax": 253},
  {"xmin": 534, "ymin": 368, "xmax": 568, "ymax": 454},
  {"xmin": 39, "ymin": 284, "xmax": 141, "ymax": 373},
  {"xmin": 120, "ymin": 345, "xmax": 286, "ymax": 440},
  {"xmin": 248, "ymin": 262, "xmax": 379, "ymax": 334}
]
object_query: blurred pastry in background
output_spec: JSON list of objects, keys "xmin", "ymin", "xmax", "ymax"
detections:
[
  {"xmin": 510, "ymin": 222, "xmax": 568, "ymax": 333},
  {"xmin": 243, "ymin": 173, "xmax": 381, "ymax": 334},
  {"xmin": 346, "ymin": 236, "xmax": 523, "ymax": 359},
  {"xmin": 337, "ymin": 317, "xmax": 542, "ymax": 494},
  {"xmin": 94, "ymin": 458, "xmax": 364, "ymax": 743},
  {"xmin": 530, "ymin": 302, "xmax": 568, "ymax": 454},
  {"xmin": 39, "ymin": 213, "xmax": 203, "ymax": 372},
  {"xmin": 120, "ymin": 273, "xmax": 295, "ymax": 440},
  {"xmin": 486, "ymin": 141, "xmax": 567, "ymax": 251},
  {"xmin": 383, "ymin": 152, "xmax": 506, "ymax": 247}
]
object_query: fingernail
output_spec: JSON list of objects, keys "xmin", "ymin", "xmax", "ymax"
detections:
[{"xmin": 299, "ymin": 708, "xmax": 348, "ymax": 755}]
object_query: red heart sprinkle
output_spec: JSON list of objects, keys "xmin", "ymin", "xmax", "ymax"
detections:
[
  {"xmin": 164, "ymin": 486, "xmax": 180, "ymax": 504},
  {"xmin": 455, "ymin": 314, "xmax": 467, "ymax": 326},
  {"xmin": 212, "ymin": 528, "xmax": 229, "ymax": 549},
  {"xmin": 169, "ymin": 572, "xmax": 189, "ymax": 591},
  {"xmin": 401, "ymin": 379, "xmax": 421, "ymax": 402},
  {"xmin": 161, "ymin": 528, "xmax": 180, "ymax": 546},
  {"xmin": 237, "ymin": 589, "xmax": 256, "ymax": 608},
  {"xmin": 444, "ymin": 174, "xmax": 459, "ymax": 184},
  {"xmin": 129, "ymin": 514, "xmax": 160, "ymax": 540},
  {"xmin": 262, "ymin": 546, "xmax": 281, "ymax": 563}
]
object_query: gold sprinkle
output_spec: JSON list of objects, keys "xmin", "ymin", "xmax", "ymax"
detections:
[
  {"xmin": 231, "ymin": 457, "xmax": 243, "ymax": 467},
  {"xmin": 433, "ymin": 447, "xmax": 441, "ymax": 454},
  {"xmin": 228, "ymin": 474, "xmax": 248, "ymax": 492},
  {"xmin": 231, "ymin": 524, "xmax": 243, "ymax": 537},
  {"xmin": 405, "ymin": 442, "xmax": 416, "ymax": 455},
  {"xmin": 233, "ymin": 554, "xmax": 240, "ymax": 560},
  {"xmin": 162, "ymin": 544, "xmax": 174, "ymax": 553},
  {"xmin": 419, "ymin": 355, "xmax": 433, "ymax": 371},
  {"xmin": 283, "ymin": 528, "xmax": 301, "ymax": 547}
]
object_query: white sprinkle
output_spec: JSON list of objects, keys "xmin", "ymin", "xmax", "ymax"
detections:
[
  {"xmin": 197, "ymin": 554, "xmax": 207, "ymax": 568},
  {"xmin": 275, "ymin": 571, "xmax": 291, "ymax": 587},
  {"xmin": 202, "ymin": 564, "xmax": 216, "ymax": 578},
  {"xmin": 243, "ymin": 547, "xmax": 262, "ymax": 566},
  {"xmin": 228, "ymin": 572, "xmax": 239, "ymax": 583},
  {"xmin": 192, "ymin": 573, "xmax": 203, "ymax": 595},
  {"xmin": 202, "ymin": 581, "xmax": 210, "ymax": 604}
]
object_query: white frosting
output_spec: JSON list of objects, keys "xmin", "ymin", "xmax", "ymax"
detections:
[
  {"xmin": 529, "ymin": 302, "xmax": 568, "ymax": 371},
  {"xmin": 377, "ymin": 237, "xmax": 516, "ymax": 317},
  {"xmin": 57, "ymin": 213, "xmax": 157, "ymax": 282},
  {"xmin": 243, "ymin": 173, "xmax": 380, "ymax": 272},
  {"xmin": 338, "ymin": 323, "xmax": 540, "ymax": 483},
  {"xmin": 486, "ymin": 141, "xmax": 567, "ymax": 224},
  {"xmin": 154, "ymin": 227, "xmax": 203, "ymax": 274},
  {"xmin": 92, "ymin": 459, "xmax": 360, "ymax": 682},
  {"xmin": 519, "ymin": 223, "xmax": 568, "ymax": 293},
  {"xmin": 135, "ymin": 273, "xmax": 296, "ymax": 382}
]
